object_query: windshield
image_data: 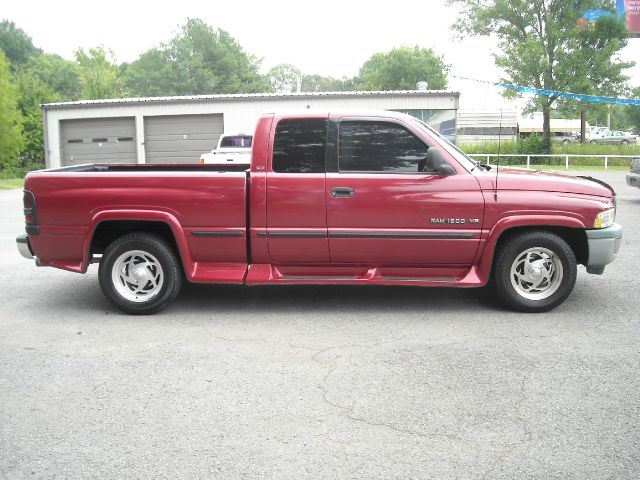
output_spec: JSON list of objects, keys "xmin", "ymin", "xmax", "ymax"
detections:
[
  {"xmin": 220, "ymin": 135, "xmax": 253, "ymax": 148},
  {"xmin": 411, "ymin": 119, "xmax": 476, "ymax": 172}
]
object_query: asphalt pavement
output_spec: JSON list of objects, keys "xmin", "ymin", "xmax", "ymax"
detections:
[{"xmin": 1, "ymin": 171, "xmax": 638, "ymax": 479}]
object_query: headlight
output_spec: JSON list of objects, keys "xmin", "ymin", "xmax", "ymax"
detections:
[{"xmin": 593, "ymin": 208, "xmax": 615, "ymax": 229}]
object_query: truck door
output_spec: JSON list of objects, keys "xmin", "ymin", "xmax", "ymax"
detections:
[
  {"xmin": 325, "ymin": 118, "xmax": 483, "ymax": 266},
  {"xmin": 265, "ymin": 117, "xmax": 329, "ymax": 263}
]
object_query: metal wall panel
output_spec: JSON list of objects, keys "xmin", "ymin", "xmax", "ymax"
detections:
[
  {"xmin": 144, "ymin": 114, "xmax": 223, "ymax": 164},
  {"xmin": 60, "ymin": 117, "xmax": 136, "ymax": 166}
]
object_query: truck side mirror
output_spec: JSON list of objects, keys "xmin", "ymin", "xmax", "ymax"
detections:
[{"xmin": 420, "ymin": 148, "xmax": 456, "ymax": 175}]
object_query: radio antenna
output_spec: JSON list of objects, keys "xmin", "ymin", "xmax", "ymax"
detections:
[{"xmin": 494, "ymin": 107, "xmax": 503, "ymax": 202}]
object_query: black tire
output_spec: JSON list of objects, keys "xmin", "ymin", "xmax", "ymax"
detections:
[
  {"xmin": 98, "ymin": 233, "xmax": 182, "ymax": 315},
  {"xmin": 621, "ymin": 139, "xmax": 629, "ymax": 145},
  {"xmin": 492, "ymin": 231, "xmax": 577, "ymax": 313}
]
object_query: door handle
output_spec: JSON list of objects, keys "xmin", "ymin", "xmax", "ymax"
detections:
[{"xmin": 331, "ymin": 187, "xmax": 354, "ymax": 198}]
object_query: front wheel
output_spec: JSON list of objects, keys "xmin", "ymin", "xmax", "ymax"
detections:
[
  {"xmin": 492, "ymin": 231, "xmax": 577, "ymax": 312},
  {"xmin": 99, "ymin": 233, "xmax": 182, "ymax": 314}
]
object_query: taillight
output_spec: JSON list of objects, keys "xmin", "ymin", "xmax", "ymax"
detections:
[{"xmin": 23, "ymin": 190, "xmax": 39, "ymax": 234}]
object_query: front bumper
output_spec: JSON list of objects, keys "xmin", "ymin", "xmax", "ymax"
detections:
[
  {"xmin": 626, "ymin": 173, "xmax": 639, "ymax": 189},
  {"xmin": 585, "ymin": 223, "xmax": 623, "ymax": 274},
  {"xmin": 16, "ymin": 234, "xmax": 34, "ymax": 260}
]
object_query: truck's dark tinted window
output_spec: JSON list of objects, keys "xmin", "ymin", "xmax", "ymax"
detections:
[
  {"xmin": 338, "ymin": 121, "xmax": 429, "ymax": 172},
  {"xmin": 220, "ymin": 135, "xmax": 252, "ymax": 148},
  {"xmin": 273, "ymin": 119, "xmax": 327, "ymax": 173}
]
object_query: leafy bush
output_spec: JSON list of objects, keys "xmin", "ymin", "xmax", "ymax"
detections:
[{"xmin": 516, "ymin": 134, "xmax": 545, "ymax": 154}]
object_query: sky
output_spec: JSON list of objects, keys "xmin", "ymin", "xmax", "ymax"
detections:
[{"xmin": 3, "ymin": 0, "xmax": 639, "ymax": 111}]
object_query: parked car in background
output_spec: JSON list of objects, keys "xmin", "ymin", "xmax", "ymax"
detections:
[
  {"xmin": 590, "ymin": 130, "xmax": 638, "ymax": 144},
  {"xmin": 552, "ymin": 132, "xmax": 580, "ymax": 144},
  {"xmin": 200, "ymin": 134, "xmax": 252, "ymax": 165},
  {"xmin": 589, "ymin": 126, "xmax": 610, "ymax": 140},
  {"xmin": 627, "ymin": 157, "xmax": 640, "ymax": 189}
]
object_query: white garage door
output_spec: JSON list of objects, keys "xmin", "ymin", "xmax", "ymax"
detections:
[
  {"xmin": 60, "ymin": 118, "xmax": 136, "ymax": 166},
  {"xmin": 144, "ymin": 114, "xmax": 224, "ymax": 164}
]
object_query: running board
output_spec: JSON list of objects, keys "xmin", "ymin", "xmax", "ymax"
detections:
[{"xmin": 245, "ymin": 265, "xmax": 485, "ymax": 287}]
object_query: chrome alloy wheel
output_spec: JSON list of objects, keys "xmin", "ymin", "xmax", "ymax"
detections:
[
  {"xmin": 509, "ymin": 247, "xmax": 564, "ymax": 301},
  {"xmin": 111, "ymin": 250, "xmax": 164, "ymax": 303}
]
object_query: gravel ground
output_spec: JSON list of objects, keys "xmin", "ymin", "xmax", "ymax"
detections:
[{"xmin": 1, "ymin": 171, "xmax": 638, "ymax": 479}]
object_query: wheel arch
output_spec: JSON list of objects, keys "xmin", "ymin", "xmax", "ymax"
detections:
[
  {"xmin": 476, "ymin": 216, "xmax": 588, "ymax": 283},
  {"xmin": 83, "ymin": 211, "xmax": 193, "ymax": 277},
  {"xmin": 494, "ymin": 225, "xmax": 588, "ymax": 266}
]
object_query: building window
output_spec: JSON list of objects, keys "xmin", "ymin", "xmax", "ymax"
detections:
[{"xmin": 394, "ymin": 109, "xmax": 457, "ymax": 143}]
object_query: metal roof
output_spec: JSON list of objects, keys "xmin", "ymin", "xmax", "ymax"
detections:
[{"xmin": 42, "ymin": 90, "xmax": 460, "ymax": 110}]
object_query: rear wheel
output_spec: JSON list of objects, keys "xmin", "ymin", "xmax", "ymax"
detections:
[
  {"xmin": 493, "ymin": 231, "xmax": 576, "ymax": 312},
  {"xmin": 99, "ymin": 233, "xmax": 182, "ymax": 314}
]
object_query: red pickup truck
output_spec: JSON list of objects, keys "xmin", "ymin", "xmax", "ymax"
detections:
[{"xmin": 17, "ymin": 111, "xmax": 623, "ymax": 314}]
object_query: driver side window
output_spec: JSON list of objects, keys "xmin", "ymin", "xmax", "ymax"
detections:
[{"xmin": 338, "ymin": 120, "xmax": 431, "ymax": 173}]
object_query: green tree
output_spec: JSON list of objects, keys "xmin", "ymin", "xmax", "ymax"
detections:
[
  {"xmin": 624, "ymin": 87, "xmax": 640, "ymax": 134},
  {"xmin": 75, "ymin": 46, "xmax": 122, "ymax": 99},
  {"xmin": 0, "ymin": 20, "xmax": 41, "ymax": 67},
  {"xmin": 301, "ymin": 74, "xmax": 356, "ymax": 92},
  {"xmin": 0, "ymin": 50, "xmax": 24, "ymax": 173},
  {"xmin": 14, "ymin": 71, "xmax": 59, "ymax": 172},
  {"xmin": 24, "ymin": 53, "xmax": 81, "ymax": 100},
  {"xmin": 124, "ymin": 18, "xmax": 269, "ymax": 96},
  {"xmin": 450, "ymin": 0, "xmax": 633, "ymax": 153},
  {"xmin": 267, "ymin": 63, "xmax": 302, "ymax": 93},
  {"xmin": 356, "ymin": 46, "xmax": 448, "ymax": 91}
]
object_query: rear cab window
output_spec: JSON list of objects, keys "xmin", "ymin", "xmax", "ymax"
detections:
[{"xmin": 273, "ymin": 119, "xmax": 327, "ymax": 173}]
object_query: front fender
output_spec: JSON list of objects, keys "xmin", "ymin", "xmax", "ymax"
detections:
[{"xmin": 474, "ymin": 215, "xmax": 586, "ymax": 284}]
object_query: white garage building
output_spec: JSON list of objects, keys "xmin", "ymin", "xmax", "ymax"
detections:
[{"xmin": 42, "ymin": 90, "xmax": 460, "ymax": 168}]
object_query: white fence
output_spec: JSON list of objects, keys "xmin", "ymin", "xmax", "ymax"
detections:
[{"xmin": 467, "ymin": 153, "xmax": 638, "ymax": 170}]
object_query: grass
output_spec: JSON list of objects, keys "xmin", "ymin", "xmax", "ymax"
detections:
[
  {"xmin": 0, "ymin": 178, "xmax": 24, "ymax": 189},
  {"xmin": 499, "ymin": 164, "xmax": 629, "ymax": 171},
  {"xmin": 460, "ymin": 140, "xmax": 640, "ymax": 156},
  {"xmin": 461, "ymin": 140, "xmax": 638, "ymax": 170}
]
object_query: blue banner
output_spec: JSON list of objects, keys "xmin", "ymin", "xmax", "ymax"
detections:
[{"xmin": 454, "ymin": 76, "xmax": 640, "ymax": 106}]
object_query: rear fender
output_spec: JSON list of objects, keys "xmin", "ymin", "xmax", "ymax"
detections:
[{"xmin": 83, "ymin": 210, "xmax": 193, "ymax": 278}]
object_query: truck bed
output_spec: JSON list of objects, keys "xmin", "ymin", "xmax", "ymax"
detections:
[
  {"xmin": 24, "ymin": 163, "xmax": 250, "ymax": 279},
  {"xmin": 40, "ymin": 163, "xmax": 250, "ymax": 173}
]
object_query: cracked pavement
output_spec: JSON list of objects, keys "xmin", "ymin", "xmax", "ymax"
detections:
[{"xmin": 1, "ymin": 171, "xmax": 639, "ymax": 479}]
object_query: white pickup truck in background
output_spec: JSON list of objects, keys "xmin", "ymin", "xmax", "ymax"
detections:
[{"xmin": 200, "ymin": 134, "xmax": 253, "ymax": 165}]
